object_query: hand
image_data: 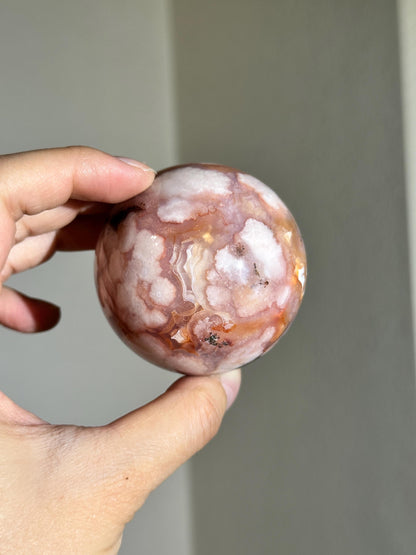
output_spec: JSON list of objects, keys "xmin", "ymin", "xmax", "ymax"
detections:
[{"xmin": 0, "ymin": 147, "xmax": 241, "ymax": 553}]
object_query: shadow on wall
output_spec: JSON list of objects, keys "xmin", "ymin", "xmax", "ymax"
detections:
[{"xmin": 171, "ymin": 1, "xmax": 416, "ymax": 554}]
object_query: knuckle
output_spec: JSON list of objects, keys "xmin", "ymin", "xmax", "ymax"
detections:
[
  {"xmin": 67, "ymin": 145, "xmax": 95, "ymax": 173},
  {"xmin": 189, "ymin": 383, "xmax": 226, "ymax": 448}
]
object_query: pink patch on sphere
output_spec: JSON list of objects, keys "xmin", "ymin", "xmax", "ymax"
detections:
[{"xmin": 95, "ymin": 164, "xmax": 306, "ymax": 375}]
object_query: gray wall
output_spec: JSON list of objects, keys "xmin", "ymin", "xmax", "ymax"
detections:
[
  {"xmin": 0, "ymin": 2, "xmax": 192, "ymax": 554},
  {"xmin": 171, "ymin": 0, "xmax": 416, "ymax": 554},
  {"xmin": 1, "ymin": 1, "xmax": 416, "ymax": 554},
  {"xmin": 399, "ymin": 0, "xmax": 416, "ymax": 367}
]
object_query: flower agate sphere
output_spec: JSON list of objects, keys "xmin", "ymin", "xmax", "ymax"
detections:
[{"xmin": 95, "ymin": 164, "xmax": 306, "ymax": 375}]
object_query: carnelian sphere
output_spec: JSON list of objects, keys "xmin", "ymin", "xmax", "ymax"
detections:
[{"xmin": 95, "ymin": 164, "xmax": 306, "ymax": 375}]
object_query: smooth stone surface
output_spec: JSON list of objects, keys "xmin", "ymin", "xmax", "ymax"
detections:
[{"xmin": 95, "ymin": 164, "xmax": 307, "ymax": 374}]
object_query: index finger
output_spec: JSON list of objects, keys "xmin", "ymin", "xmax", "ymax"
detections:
[
  {"xmin": 0, "ymin": 146, "xmax": 155, "ymax": 273},
  {"xmin": 0, "ymin": 146, "xmax": 155, "ymax": 218}
]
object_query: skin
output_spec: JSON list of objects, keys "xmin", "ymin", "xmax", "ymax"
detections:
[{"xmin": 0, "ymin": 146, "xmax": 241, "ymax": 554}]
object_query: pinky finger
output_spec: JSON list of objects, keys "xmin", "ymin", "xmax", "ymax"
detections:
[{"xmin": 0, "ymin": 286, "xmax": 61, "ymax": 333}]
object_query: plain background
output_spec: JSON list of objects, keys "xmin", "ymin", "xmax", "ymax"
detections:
[
  {"xmin": 1, "ymin": 1, "xmax": 416, "ymax": 554},
  {"xmin": 0, "ymin": 2, "xmax": 193, "ymax": 554}
]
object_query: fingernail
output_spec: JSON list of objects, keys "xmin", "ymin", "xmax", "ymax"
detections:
[
  {"xmin": 219, "ymin": 369, "xmax": 241, "ymax": 410},
  {"xmin": 117, "ymin": 157, "xmax": 156, "ymax": 174}
]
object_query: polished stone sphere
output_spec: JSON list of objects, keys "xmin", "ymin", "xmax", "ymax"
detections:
[{"xmin": 95, "ymin": 164, "xmax": 306, "ymax": 375}]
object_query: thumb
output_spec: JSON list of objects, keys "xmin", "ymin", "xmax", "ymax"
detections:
[{"xmin": 98, "ymin": 370, "xmax": 241, "ymax": 523}]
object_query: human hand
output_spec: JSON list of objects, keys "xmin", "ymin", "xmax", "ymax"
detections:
[{"xmin": 0, "ymin": 147, "xmax": 241, "ymax": 553}]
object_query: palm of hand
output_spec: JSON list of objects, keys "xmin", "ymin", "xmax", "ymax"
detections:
[{"xmin": 0, "ymin": 147, "xmax": 240, "ymax": 553}]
